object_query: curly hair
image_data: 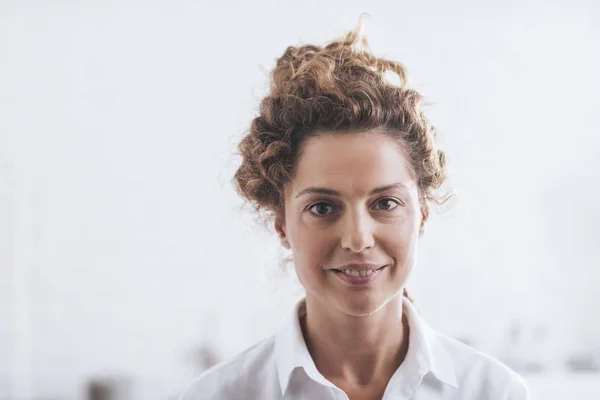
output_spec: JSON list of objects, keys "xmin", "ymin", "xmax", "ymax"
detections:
[{"xmin": 233, "ymin": 19, "xmax": 448, "ymax": 221}]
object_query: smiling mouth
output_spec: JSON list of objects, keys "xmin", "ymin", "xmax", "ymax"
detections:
[
  {"xmin": 332, "ymin": 265, "xmax": 387, "ymax": 277},
  {"xmin": 330, "ymin": 265, "xmax": 388, "ymax": 285}
]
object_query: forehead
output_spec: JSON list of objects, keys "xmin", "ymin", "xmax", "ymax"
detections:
[{"xmin": 290, "ymin": 131, "xmax": 417, "ymax": 194}]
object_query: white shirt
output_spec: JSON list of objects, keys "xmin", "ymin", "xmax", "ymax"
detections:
[{"xmin": 171, "ymin": 297, "xmax": 530, "ymax": 399}]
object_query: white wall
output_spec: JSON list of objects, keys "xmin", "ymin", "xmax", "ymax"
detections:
[{"xmin": 2, "ymin": 0, "xmax": 599, "ymax": 398}]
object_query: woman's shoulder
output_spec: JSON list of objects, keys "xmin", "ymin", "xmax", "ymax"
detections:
[
  {"xmin": 434, "ymin": 331, "xmax": 529, "ymax": 397},
  {"xmin": 169, "ymin": 336, "xmax": 280, "ymax": 400}
]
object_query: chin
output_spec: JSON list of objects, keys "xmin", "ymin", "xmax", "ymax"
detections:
[{"xmin": 336, "ymin": 294, "xmax": 391, "ymax": 317}]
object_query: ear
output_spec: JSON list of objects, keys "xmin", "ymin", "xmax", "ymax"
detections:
[
  {"xmin": 419, "ymin": 201, "xmax": 429, "ymax": 237},
  {"xmin": 274, "ymin": 216, "xmax": 291, "ymax": 249}
]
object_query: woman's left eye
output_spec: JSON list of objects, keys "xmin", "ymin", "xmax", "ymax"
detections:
[{"xmin": 372, "ymin": 198, "xmax": 400, "ymax": 211}]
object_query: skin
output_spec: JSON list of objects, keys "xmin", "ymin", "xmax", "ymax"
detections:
[{"xmin": 274, "ymin": 130, "xmax": 429, "ymax": 400}]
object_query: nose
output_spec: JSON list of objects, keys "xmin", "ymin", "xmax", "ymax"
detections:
[{"xmin": 340, "ymin": 209, "xmax": 375, "ymax": 252}]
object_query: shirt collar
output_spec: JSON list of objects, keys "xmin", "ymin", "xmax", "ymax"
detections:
[
  {"xmin": 402, "ymin": 296, "xmax": 459, "ymax": 389},
  {"xmin": 274, "ymin": 295, "xmax": 459, "ymax": 396},
  {"xmin": 274, "ymin": 298, "xmax": 335, "ymax": 395}
]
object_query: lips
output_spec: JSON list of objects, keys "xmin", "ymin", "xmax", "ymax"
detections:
[
  {"xmin": 331, "ymin": 265, "xmax": 387, "ymax": 285},
  {"xmin": 334, "ymin": 263, "xmax": 385, "ymax": 271}
]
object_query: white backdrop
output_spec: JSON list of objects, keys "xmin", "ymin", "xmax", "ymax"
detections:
[{"xmin": 2, "ymin": 0, "xmax": 599, "ymax": 398}]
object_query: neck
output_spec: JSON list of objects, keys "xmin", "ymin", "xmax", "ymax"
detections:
[{"xmin": 301, "ymin": 294, "xmax": 409, "ymax": 386}]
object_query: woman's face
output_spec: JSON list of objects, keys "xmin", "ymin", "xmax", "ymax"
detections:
[{"xmin": 275, "ymin": 131, "xmax": 428, "ymax": 317}]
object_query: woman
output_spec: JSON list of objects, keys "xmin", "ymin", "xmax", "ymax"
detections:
[{"xmin": 172, "ymin": 20, "xmax": 529, "ymax": 400}]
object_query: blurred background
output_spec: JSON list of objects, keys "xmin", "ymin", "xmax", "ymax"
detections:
[{"xmin": 1, "ymin": 0, "xmax": 599, "ymax": 398}]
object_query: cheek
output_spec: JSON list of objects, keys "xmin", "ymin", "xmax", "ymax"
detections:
[
  {"xmin": 287, "ymin": 217, "xmax": 333, "ymax": 264},
  {"xmin": 379, "ymin": 214, "xmax": 421, "ymax": 254},
  {"xmin": 294, "ymin": 229, "xmax": 330, "ymax": 261},
  {"xmin": 289, "ymin": 227, "xmax": 333, "ymax": 290}
]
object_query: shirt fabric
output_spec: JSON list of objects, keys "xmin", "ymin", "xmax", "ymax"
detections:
[{"xmin": 171, "ymin": 296, "xmax": 530, "ymax": 399}]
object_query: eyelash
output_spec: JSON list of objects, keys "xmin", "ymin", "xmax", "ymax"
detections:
[{"xmin": 307, "ymin": 198, "xmax": 402, "ymax": 217}]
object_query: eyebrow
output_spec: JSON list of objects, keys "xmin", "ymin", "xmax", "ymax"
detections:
[{"xmin": 295, "ymin": 182, "xmax": 409, "ymax": 199}]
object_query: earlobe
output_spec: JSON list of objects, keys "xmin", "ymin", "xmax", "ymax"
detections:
[
  {"xmin": 274, "ymin": 218, "xmax": 290, "ymax": 249},
  {"xmin": 419, "ymin": 203, "xmax": 429, "ymax": 237}
]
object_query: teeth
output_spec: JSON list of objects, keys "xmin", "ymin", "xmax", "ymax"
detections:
[{"xmin": 341, "ymin": 269, "xmax": 374, "ymax": 277}]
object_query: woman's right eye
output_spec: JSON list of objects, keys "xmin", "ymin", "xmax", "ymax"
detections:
[{"xmin": 308, "ymin": 202, "xmax": 334, "ymax": 217}]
